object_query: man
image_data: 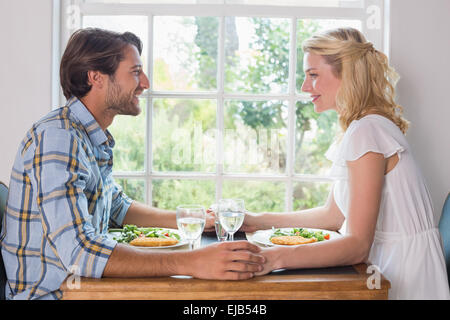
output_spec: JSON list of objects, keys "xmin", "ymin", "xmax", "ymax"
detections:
[{"xmin": 0, "ymin": 28, "xmax": 264, "ymax": 300}]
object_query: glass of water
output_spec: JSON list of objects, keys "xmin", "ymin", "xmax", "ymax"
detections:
[
  {"xmin": 176, "ymin": 205, "xmax": 206, "ymax": 250},
  {"xmin": 218, "ymin": 199, "xmax": 245, "ymax": 242},
  {"xmin": 210, "ymin": 204, "xmax": 228, "ymax": 241}
]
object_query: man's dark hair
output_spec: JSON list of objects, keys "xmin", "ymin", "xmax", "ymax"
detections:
[{"xmin": 60, "ymin": 28, "xmax": 143, "ymax": 99}]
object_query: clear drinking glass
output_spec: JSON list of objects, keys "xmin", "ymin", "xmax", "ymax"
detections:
[
  {"xmin": 176, "ymin": 205, "xmax": 206, "ymax": 250},
  {"xmin": 210, "ymin": 204, "xmax": 228, "ymax": 241},
  {"xmin": 218, "ymin": 199, "xmax": 245, "ymax": 242}
]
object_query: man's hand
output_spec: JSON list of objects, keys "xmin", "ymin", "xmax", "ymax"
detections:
[
  {"xmin": 203, "ymin": 207, "xmax": 216, "ymax": 232},
  {"xmin": 205, "ymin": 207, "xmax": 262, "ymax": 234},
  {"xmin": 186, "ymin": 241, "xmax": 266, "ymax": 280}
]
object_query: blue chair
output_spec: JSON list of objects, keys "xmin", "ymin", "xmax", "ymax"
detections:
[
  {"xmin": 0, "ymin": 181, "xmax": 8, "ymax": 300},
  {"xmin": 439, "ymin": 193, "xmax": 450, "ymax": 288}
]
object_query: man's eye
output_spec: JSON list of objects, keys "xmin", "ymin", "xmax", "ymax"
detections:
[
  {"xmin": 309, "ymin": 73, "xmax": 318, "ymax": 78},
  {"xmin": 133, "ymin": 70, "xmax": 142, "ymax": 75}
]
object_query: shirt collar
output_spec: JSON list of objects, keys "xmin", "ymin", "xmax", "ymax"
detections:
[{"xmin": 66, "ymin": 97, "xmax": 115, "ymax": 148}]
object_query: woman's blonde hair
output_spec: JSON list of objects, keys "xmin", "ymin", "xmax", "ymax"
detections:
[{"xmin": 302, "ymin": 27, "xmax": 409, "ymax": 134}]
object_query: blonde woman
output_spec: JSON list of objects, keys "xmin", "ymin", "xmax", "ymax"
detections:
[{"xmin": 243, "ymin": 28, "xmax": 450, "ymax": 299}]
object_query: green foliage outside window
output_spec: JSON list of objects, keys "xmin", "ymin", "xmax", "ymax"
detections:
[{"xmin": 109, "ymin": 17, "xmax": 342, "ymax": 212}]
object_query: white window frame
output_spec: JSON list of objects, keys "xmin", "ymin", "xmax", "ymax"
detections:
[{"xmin": 55, "ymin": 0, "xmax": 388, "ymax": 211}]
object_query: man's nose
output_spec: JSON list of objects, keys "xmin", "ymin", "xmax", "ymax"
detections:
[{"xmin": 140, "ymin": 72, "xmax": 150, "ymax": 90}]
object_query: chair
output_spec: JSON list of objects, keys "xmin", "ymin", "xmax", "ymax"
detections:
[
  {"xmin": 438, "ymin": 193, "xmax": 450, "ymax": 288},
  {"xmin": 0, "ymin": 181, "xmax": 8, "ymax": 300}
]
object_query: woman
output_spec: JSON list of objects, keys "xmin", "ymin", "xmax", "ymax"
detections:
[{"xmin": 243, "ymin": 27, "xmax": 450, "ymax": 299}]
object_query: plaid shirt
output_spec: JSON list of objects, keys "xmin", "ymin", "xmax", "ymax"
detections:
[{"xmin": 0, "ymin": 97, "xmax": 132, "ymax": 300}]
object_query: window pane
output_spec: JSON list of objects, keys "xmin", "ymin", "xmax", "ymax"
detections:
[
  {"xmin": 115, "ymin": 178, "xmax": 146, "ymax": 203},
  {"xmin": 224, "ymin": 100, "xmax": 287, "ymax": 174},
  {"xmin": 293, "ymin": 181, "xmax": 332, "ymax": 210},
  {"xmin": 110, "ymin": 99, "xmax": 146, "ymax": 172},
  {"xmin": 153, "ymin": 16, "xmax": 218, "ymax": 91},
  {"xmin": 152, "ymin": 179, "xmax": 215, "ymax": 210},
  {"xmin": 152, "ymin": 99, "xmax": 217, "ymax": 172},
  {"xmin": 225, "ymin": 17, "xmax": 290, "ymax": 94},
  {"xmin": 222, "ymin": 180, "xmax": 285, "ymax": 212},
  {"xmin": 296, "ymin": 19, "xmax": 362, "ymax": 92},
  {"xmin": 295, "ymin": 101, "xmax": 338, "ymax": 175},
  {"xmin": 82, "ymin": 15, "xmax": 148, "ymax": 73}
]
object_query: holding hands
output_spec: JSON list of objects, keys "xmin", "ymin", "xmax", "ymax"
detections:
[
  {"xmin": 187, "ymin": 240, "xmax": 266, "ymax": 280},
  {"xmin": 201, "ymin": 202, "xmax": 273, "ymax": 279}
]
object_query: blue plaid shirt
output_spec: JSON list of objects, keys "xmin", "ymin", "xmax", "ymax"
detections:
[{"xmin": 0, "ymin": 97, "xmax": 132, "ymax": 300}]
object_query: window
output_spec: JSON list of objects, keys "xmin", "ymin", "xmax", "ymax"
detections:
[{"xmin": 58, "ymin": 0, "xmax": 385, "ymax": 211}]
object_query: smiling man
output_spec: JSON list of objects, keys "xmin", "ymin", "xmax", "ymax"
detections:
[{"xmin": 0, "ymin": 28, "xmax": 264, "ymax": 300}]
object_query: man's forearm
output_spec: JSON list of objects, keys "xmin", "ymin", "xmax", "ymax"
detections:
[
  {"xmin": 122, "ymin": 201, "xmax": 177, "ymax": 228},
  {"xmin": 102, "ymin": 243, "xmax": 187, "ymax": 277},
  {"xmin": 103, "ymin": 241, "xmax": 266, "ymax": 280}
]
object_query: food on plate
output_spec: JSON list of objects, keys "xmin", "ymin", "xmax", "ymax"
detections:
[
  {"xmin": 269, "ymin": 227, "xmax": 330, "ymax": 245},
  {"xmin": 129, "ymin": 236, "xmax": 179, "ymax": 247},
  {"xmin": 111, "ymin": 224, "xmax": 180, "ymax": 247},
  {"xmin": 270, "ymin": 235, "xmax": 317, "ymax": 245}
]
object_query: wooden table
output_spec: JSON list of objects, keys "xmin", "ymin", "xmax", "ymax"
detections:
[{"xmin": 60, "ymin": 232, "xmax": 390, "ymax": 300}]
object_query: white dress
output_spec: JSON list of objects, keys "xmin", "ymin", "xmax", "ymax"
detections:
[{"xmin": 325, "ymin": 114, "xmax": 450, "ymax": 300}]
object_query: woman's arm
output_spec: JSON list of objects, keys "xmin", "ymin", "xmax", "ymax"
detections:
[
  {"xmin": 258, "ymin": 151, "xmax": 385, "ymax": 273},
  {"xmin": 242, "ymin": 185, "xmax": 346, "ymax": 232}
]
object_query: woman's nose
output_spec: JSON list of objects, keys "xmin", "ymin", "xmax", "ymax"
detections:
[{"xmin": 301, "ymin": 77, "xmax": 311, "ymax": 93}]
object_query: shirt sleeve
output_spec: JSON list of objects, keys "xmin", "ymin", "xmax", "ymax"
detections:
[
  {"xmin": 333, "ymin": 119, "xmax": 405, "ymax": 167},
  {"xmin": 109, "ymin": 181, "xmax": 133, "ymax": 228},
  {"xmin": 27, "ymin": 127, "xmax": 117, "ymax": 279}
]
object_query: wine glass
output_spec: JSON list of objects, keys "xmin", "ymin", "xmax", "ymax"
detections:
[
  {"xmin": 176, "ymin": 205, "xmax": 206, "ymax": 250},
  {"xmin": 218, "ymin": 199, "xmax": 245, "ymax": 242}
]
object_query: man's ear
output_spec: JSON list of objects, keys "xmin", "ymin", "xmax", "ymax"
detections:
[{"xmin": 87, "ymin": 70, "xmax": 106, "ymax": 89}]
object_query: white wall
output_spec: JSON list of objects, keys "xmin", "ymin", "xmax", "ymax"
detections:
[
  {"xmin": 0, "ymin": 0, "xmax": 53, "ymax": 183},
  {"xmin": 0, "ymin": 0, "xmax": 449, "ymax": 217},
  {"xmin": 389, "ymin": 0, "xmax": 450, "ymax": 220}
]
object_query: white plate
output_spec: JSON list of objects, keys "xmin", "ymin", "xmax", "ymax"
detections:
[
  {"xmin": 246, "ymin": 227, "xmax": 340, "ymax": 247},
  {"xmin": 108, "ymin": 228, "xmax": 188, "ymax": 249}
]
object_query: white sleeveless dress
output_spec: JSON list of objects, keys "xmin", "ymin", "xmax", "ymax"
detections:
[{"xmin": 325, "ymin": 114, "xmax": 450, "ymax": 300}]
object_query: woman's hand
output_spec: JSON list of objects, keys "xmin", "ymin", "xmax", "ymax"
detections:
[
  {"xmin": 239, "ymin": 211, "xmax": 263, "ymax": 233},
  {"xmin": 254, "ymin": 247, "xmax": 284, "ymax": 276}
]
